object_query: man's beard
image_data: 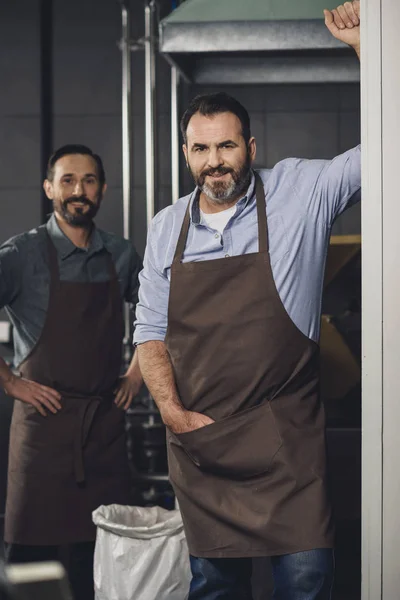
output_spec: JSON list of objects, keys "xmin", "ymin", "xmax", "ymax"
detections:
[
  {"xmin": 189, "ymin": 152, "xmax": 252, "ymax": 205},
  {"xmin": 55, "ymin": 195, "xmax": 100, "ymax": 227}
]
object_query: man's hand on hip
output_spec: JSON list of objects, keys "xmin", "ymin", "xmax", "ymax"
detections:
[
  {"xmin": 114, "ymin": 370, "xmax": 143, "ymax": 411},
  {"xmin": 114, "ymin": 348, "xmax": 143, "ymax": 411},
  {"xmin": 324, "ymin": 2, "xmax": 360, "ymax": 55},
  {"xmin": 4, "ymin": 374, "xmax": 62, "ymax": 417}
]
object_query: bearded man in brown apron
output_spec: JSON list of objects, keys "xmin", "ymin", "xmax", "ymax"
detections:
[
  {"xmin": 135, "ymin": 6, "xmax": 361, "ymax": 597},
  {"xmin": 0, "ymin": 145, "xmax": 142, "ymax": 600}
]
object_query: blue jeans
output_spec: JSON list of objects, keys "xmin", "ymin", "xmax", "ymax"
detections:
[{"xmin": 189, "ymin": 549, "xmax": 334, "ymax": 600}]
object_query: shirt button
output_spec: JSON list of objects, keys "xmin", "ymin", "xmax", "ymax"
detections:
[
  {"xmin": 214, "ymin": 233, "xmax": 219, "ymax": 239},
  {"xmin": 225, "ymin": 253, "xmax": 230, "ymax": 258}
]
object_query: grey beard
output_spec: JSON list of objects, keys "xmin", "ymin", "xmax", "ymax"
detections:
[
  {"xmin": 200, "ymin": 170, "xmax": 251, "ymax": 205},
  {"xmin": 201, "ymin": 178, "xmax": 237, "ymax": 204}
]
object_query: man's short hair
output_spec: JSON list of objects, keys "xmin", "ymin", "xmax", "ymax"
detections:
[
  {"xmin": 46, "ymin": 144, "xmax": 106, "ymax": 187},
  {"xmin": 180, "ymin": 92, "xmax": 251, "ymax": 145}
]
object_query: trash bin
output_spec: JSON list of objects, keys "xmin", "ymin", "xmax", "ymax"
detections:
[{"xmin": 93, "ymin": 505, "xmax": 190, "ymax": 600}]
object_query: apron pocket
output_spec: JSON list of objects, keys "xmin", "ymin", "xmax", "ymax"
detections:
[{"xmin": 172, "ymin": 400, "xmax": 282, "ymax": 479}]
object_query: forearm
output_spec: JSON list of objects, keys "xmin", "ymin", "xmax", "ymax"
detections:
[
  {"xmin": 137, "ymin": 341, "xmax": 185, "ymax": 427},
  {"xmin": 353, "ymin": 43, "xmax": 360, "ymax": 60}
]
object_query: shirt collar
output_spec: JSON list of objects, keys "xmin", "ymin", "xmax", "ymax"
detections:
[
  {"xmin": 190, "ymin": 170, "xmax": 256, "ymax": 225},
  {"xmin": 46, "ymin": 213, "xmax": 105, "ymax": 260}
]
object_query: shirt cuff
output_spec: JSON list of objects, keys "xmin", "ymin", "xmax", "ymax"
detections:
[{"xmin": 133, "ymin": 328, "xmax": 166, "ymax": 345}]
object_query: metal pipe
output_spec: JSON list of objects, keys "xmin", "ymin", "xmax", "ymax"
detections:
[
  {"xmin": 137, "ymin": 473, "xmax": 170, "ymax": 483},
  {"xmin": 145, "ymin": 0, "xmax": 157, "ymax": 226},
  {"xmin": 120, "ymin": 1, "xmax": 133, "ymax": 361},
  {"xmin": 171, "ymin": 65, "xmax": 180, "ymax": 203},
  {"xmin": 40, "ymin": 0, "xmax": 54, "ymax": 222},
  {"xmin": 121, "ymin": 2, "xmax": 132, "ymax": 242}
]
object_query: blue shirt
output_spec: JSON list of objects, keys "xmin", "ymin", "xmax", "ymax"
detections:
[
  {"xmin": 0, "ymin": 214, "xmax": 142, "ymax": 366},
  {"xmin": 134, "ymin": 146, "xmax": 361, "ymax": 345}
]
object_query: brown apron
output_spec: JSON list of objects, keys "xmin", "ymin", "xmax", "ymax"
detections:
[
  {"xmin": 165, "ymin": 174, "xmax": 334, "ymax": 558},
  {"xmin": 5, "ymin": 230, "xmax": 131, "ymax": 545}
]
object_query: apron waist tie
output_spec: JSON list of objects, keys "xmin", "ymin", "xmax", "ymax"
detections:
[{"xmin": 62, "ymin": 392, "xmax": 108, "ymax": 484}]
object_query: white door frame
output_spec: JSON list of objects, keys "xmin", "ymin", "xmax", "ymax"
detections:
[{"xmin": 362, "ymin": 0, "xmax": 400, "ymax": 597}]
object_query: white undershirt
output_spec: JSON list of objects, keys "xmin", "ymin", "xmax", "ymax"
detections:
[{"xmin": 200, "ymin": 205, "xmax": 237, "ymax": 236}]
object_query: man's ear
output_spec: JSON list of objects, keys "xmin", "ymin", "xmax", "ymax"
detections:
[
  {"xmin": 43, "ymin": 180, "xmax": 54, "ymax": 200},
  {"xmin": 182, "ymin": 144, "xmax": 188, "ymax": 166},
  {"xmin": 248, "ymin": 137, "xmax": 257, "ymax": 163},
  {"xmin": 101, "ymin": 183, "xmax": 107, "ymax": 197}
]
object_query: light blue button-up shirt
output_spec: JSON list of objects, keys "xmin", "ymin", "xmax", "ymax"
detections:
[{"xmin": 134, "ymin": 146, "xmax": 361, "ymax": 345}]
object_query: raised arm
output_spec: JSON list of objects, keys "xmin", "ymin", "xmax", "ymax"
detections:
[{"xmin": 324, "ymin": 1, "xmax": 360, "ymax": 60}]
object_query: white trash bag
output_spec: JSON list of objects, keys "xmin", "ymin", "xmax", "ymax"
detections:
[{"xmin": 93, "ymin": 504, "xmax": 191, "ymax": 600}]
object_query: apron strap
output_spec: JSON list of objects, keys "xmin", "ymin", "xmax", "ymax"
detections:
[
  {"xmin": 73, "ymin": 396, "xmax": 102, "ymax": 484},
  {"xmin": 254, "ymin": 172, "xmax": 269, "ymax": 254},
  {"xmin": 60, "ymin": 391, "xmax": 105, "ymax": 485},
  {"xmin": 45, "ymin": 230, "xmax": 61, "ymax": 282},
  {"xmin": 173, "ymin": 172, "xmax": 269, "ymax": 263},
  {"xmin": 173, "ymin": 196, "xmax": 193, "ymax": 264},
  {"xmin": 105, "ymin": 251, "xmax": 119, "ymax": 281}
]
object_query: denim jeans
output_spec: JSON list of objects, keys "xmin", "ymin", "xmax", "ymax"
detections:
[{"xmin": 189, "ymin": 549, "xmax": 334, "ymax": 600}]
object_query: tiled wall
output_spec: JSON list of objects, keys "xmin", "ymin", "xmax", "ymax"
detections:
[{"xmin": 0, "ymin": 0, "xmax": 361, "ymax": 257}]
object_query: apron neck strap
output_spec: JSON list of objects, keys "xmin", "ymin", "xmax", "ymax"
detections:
[
  {"xmin": 173, "ymin": 172, "xmax": 269, "ymax": 263},
  {"xmin": 255, "ymin": 172, "xmax": 268, "ymax": 254},
  {"xmin": 173, "ymin": 197, "xmax": 192, "ymax": 263}
]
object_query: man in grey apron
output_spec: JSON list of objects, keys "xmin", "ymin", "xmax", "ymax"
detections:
[
  {"xmin": 0, "ymin": 145, "xmax": 142, "ymax": 600},
  {"xmin": 135, "ymin": 5, "xmax": 360, "ymax": 598}
]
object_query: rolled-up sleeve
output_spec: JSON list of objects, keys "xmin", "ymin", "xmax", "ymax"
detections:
[
  {"xmin": 125, "ymin": 245, "xmax": 143, "ymax": 320},
  {"xmin": 133, "ymin": 221, "xmax": 170, "ymax": 345},
  {"xmin": 0, "ymin": 243, "xmax": 21, "ymax": 309},
  {"xmin": 292, "ymin": 144, "xmax": 361, "ymax": 227}
]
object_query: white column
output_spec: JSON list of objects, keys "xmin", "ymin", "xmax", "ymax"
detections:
[
  {"xmin": 362, "ymin": 0, "xmax": 400, "ymax": 597},
  {"xmin": 381, "ymin": 0, "xmax": 400, "ymax": 596}
]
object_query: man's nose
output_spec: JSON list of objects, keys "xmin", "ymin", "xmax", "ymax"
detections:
[
  {"xmin": 72, "ymin": 181, "xmax": 83, "ymax": 196},
  {"xmin": 207, "ymin": 149, "xmax": 223, "ymax": 169}
]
